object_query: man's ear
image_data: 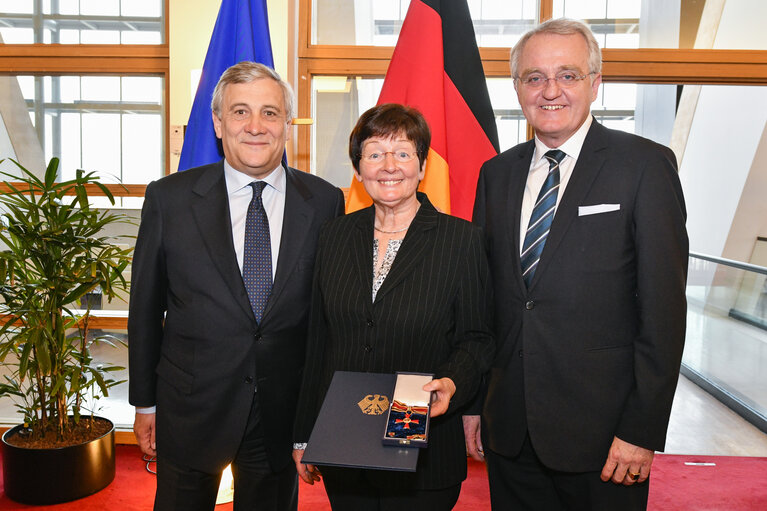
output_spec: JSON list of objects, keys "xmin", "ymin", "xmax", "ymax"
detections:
[
  {"xmin": 212, "ymin": 111, "xmax": 223, "ymax": 139},
  {"xmin": 590, "ymin": 73, "xmax": 602, "ymax": 102}
]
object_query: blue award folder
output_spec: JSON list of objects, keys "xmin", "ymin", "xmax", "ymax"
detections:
[{"xmin": 301, "ymin": 371, "xmax": 419, "ymax": 472}]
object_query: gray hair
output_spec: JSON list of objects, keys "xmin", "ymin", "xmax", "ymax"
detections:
[
  {"xmin": 510, "ymin": 18, "xmax": 602, "ymax": 78},
  {"xmin": 210, "ymin": 61, "xmax": 295, "ymax": 120}
]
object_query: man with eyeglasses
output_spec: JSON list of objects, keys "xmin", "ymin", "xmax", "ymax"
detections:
[{"xmin": 465, "ymin": 18, "xmax": 688, "ymax": 510}]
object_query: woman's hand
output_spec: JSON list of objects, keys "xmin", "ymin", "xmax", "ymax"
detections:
[
  {"xmin": 423, "ymin": 377, "xmax": 456, "ymax": 417},
  {"xmin": 293, "ymin": 448, "xmax": 321, "ymax": 484}
]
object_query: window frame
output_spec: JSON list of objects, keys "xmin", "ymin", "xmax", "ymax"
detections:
[
  {"xmin": 0, "ymin": 4, "xmax": 170, "ymax": 199},
  {"xmin": 289, "ymin": 0, "xmax": 767, "ymax": 173}
]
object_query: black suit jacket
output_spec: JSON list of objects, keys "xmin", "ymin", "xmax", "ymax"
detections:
[
  {"xmin": 128, "ymin": 161, "xmax": 344, "ymax": 473},
  {"xmin": 473, "ymin": 120, "xmax": 688, "ymax": 472},
  {"xmin": 293, "ymin": 194, "xmax": 494, "ymax": 489}
]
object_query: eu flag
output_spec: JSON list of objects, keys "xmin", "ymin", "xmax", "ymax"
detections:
[{"xmin": 178, "ymin": 0, "xmax": 276, "ymax": 171}]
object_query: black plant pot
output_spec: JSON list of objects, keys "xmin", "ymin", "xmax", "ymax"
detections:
[{"xmin": 1, "ymin": 418, "xmax": 116, "ymax": 505}]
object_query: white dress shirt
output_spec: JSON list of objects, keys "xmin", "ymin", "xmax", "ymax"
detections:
[
  {"xmin": 519, "ymin": 116, "xmax": 593, "ymax": 251},
  {"xmin": 224, "ymin": 161, "xmax": 286, "ymax": 279}
]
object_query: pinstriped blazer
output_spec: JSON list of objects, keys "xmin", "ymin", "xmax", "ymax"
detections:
[{"xmin": 294, "ymin": 193, "xmax": 494, "ymax": 490}]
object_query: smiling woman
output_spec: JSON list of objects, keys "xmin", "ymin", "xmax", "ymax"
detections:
[
  {"xmin": 292, "ymin": 103, "xmax": 494, "ymax": 510},
  {"xmin": 347, "ymin": 104, "xmax": 429, "ymax": 230}
]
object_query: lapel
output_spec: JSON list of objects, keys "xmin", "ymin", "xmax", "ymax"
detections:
[
  {"xmin": 529, "ymin": 119, "xmax": 609, "ymax": 289},
  {"xmin": 373, "ymin": 193, "xmax": 438, "ymax": 304},
  {"xmin": 262, "ymin": 166, "xmax": 315, "ymax": 321},
  {"xmin": 508, "ymin": 141, "xmax": 536, "ymax": 292},
  {"xmin": 190, "ymin": 161, "xmax": 254, "ymax": 322},
  {"xmin": 349, "ymin": 207, "xmax": 375, "ymax": 315}
]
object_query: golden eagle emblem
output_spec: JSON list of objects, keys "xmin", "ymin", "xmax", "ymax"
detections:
[{"xmin": 357, "ymin": 394, "xmax": 390, "ymax": 415}]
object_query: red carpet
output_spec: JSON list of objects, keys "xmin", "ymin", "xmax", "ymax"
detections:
[{"xmin": 1, "ymin": 446, "xmax": 766, "ymax": 509}]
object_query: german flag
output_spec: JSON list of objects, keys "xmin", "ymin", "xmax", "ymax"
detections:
[{"xmin": 345, "ymin": 0, "xmax": 499, "ymax": 220}]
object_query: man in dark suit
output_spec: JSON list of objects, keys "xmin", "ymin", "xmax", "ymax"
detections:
[
  {"xmin": 129, "ymin": 61, "xmax": 344, "ymax": 511},
  {"xmin": 464, "ymin": 18, "xmax": 688, "ymax": 510}
]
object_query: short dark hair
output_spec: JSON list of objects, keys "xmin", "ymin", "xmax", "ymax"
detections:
[{"xmin": 348, "ymin": 103, "xmax": 431, "ymax": 173}]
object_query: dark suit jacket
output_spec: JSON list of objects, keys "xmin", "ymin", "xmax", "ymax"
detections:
[
  {"xmin": 293, "ymin": 194, "xmax": 494, "ymax": 489},
  {"xmin": 128, "ymin": 161, "xmax": 344, "ymax": 473},
  {"xmin": 473, "ymin": 120, "xmax": 688, "ymax": 472}
]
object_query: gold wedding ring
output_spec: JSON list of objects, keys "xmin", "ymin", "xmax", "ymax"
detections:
[{"xmin": 628, "ymin": 471, "xmax": 640, "ymax": 480}]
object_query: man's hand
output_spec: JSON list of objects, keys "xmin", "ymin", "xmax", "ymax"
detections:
[
  {"xmin": 462, "ymin": 415, "xmax": 484, "ymax": 461},
  {"xmin": 133, "ymin": 412, "xmax": 157, "ymax": 457},
  {"xmin": 600, "ymin": 436, "xmax": 654, "ymax": 485},
  {"xmin": 293, "ymin": 449, "xmax": 321, "ymax": 485},
  {"xmin": 423, "ymin": 377, "xmax": 456, "ymax": 418}
]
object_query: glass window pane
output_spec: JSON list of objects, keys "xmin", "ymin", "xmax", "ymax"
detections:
[
  {"xmin": 57, "ymin": 29, "xmax": 81, "ymax": 43},
  {"xmin": 81, "ymin": 30, "xmax": 121, "ymax": 44},
  {"xmin": 0, "ymin": 0, "xmax": 32, "ymax": 14},
  {"xmin": 0, "ymin": 27, "xmax": 33, "ymax": 43},
  {"xmin": 312, "ymin": 0, "xmax": 535, "ymax": 48},
  {"xmin": 82, "ymin": 76, "xmax": 121, "ymax": 102},
  {"xmin": 607, "ymin": 0, "xmax": 641, "ymax": 18},
  {"xmin": 121, "ymin": 76, "xmax": 162, "ymax": 103},
  {"xmin": 61, "ymin": 112, "xmax": 83, "ymax": 172},
  {"xmin": 122, "ymin": 0, "xmax": 161, "ymax": 17},
  {"xmin": 0, "ymin": 0, "xmax": 165, "ymax": 44},
  {"xmin": 55, "ymin": 0, "xmax": 81, "ymax": 15},
  {"xmin": 80, "ymin": 113, "xmax": 121, "ymax": 182},
  {"xmin": 58, "ymin": 76, "xmax": 82, "ymax": 103},
  {"xmin": 121, "ymin": 30, "xmax": 162, "ymax": 44},
  {"xmin": 554, "ymin": 0, "xmax": 767, "ymax": 49},
  {"xmin": 311, "ymin": 77, "xmax": 380, "ymax": 187},
  {"xmin": 122, "ymin": 114, "xmax": 162, "ymax": 184},
  {"xmin": 80, "ymin": 0, "xmax": 120, "ymax": 16},
  {"xmin": 5, "ymin": 75, "xmax": 164, "ymax": 185}
]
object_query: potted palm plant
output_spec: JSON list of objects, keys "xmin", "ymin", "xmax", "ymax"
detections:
[{"xmin": 0, "ymin": 157, "xmax": 133, "ymax": 504}]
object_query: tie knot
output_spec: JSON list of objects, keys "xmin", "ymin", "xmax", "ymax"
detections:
[
  {"xmin": 249, "ymin": 181, "xmax": 267, "ymax": 199},
  {"xmin": 544, "ymin": 149, "xmax": 566, "ymax": 167}
]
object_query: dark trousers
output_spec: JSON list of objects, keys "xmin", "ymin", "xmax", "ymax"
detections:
[
  {"xmin": 154, "ymin": 395, "xmax": 298, "ymax": 511},
  {"xmin": 485, "ymin": 436, "xmax": 649, "ymax": 511},
  {"xmin": 322, "ymin": 468, "xmax": 461, "ymax": 511}
]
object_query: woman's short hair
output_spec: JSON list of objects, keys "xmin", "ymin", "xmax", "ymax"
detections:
[
  {"xmin": 348, "ymin": 103, "xmax": 431, "ymax": 172},
  {"xmin": 210, "ymin": 61, "xmax": 295, "ymax": 120},
  {"xmin": 510, "ymin": 18, "xmax": 602, "ymax": 78}
]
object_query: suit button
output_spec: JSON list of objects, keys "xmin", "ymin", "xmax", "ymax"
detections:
[
  {"xmin": 366, "ymin": 319, "xmax": 374, "ymax": 327},
  {"xmin": 244, "ymin": 376, "xmax": 254, "ymax": 384},
  {"xmin": 518, "ymin": 350, "xmax": 524, "ymax": 358},
  {"xmin": 254, "ymin": 333, "xmax": 262, "ymax": 342},
  {"xmin": 364, "ymin": 345, "xmax": 372, "ymax": 353},
  {"xmin": 525, "ymin": 301, "xmax": 535, "ymax": 310}
]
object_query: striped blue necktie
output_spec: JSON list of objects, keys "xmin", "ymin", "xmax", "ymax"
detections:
[
  {"xmin": 520, "ymin": 149, "xmax": 566, "ymax": 288},
  {"xmin": 243, "ymin": 181, "xmax": 272, "ymax": 323}
]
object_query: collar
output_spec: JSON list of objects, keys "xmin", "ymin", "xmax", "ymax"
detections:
[
  {"xmin": 223, "ymin": 160, "xmax": 286, "ymax": 195},
  {"xmin": 533, "ymin": 115, "xmax": 593, "ymax": 163}
]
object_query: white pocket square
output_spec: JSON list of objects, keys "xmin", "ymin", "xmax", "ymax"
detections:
[{"xmin": 578, "ymin": 204, "xmax": 620, "ymax": 216}]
